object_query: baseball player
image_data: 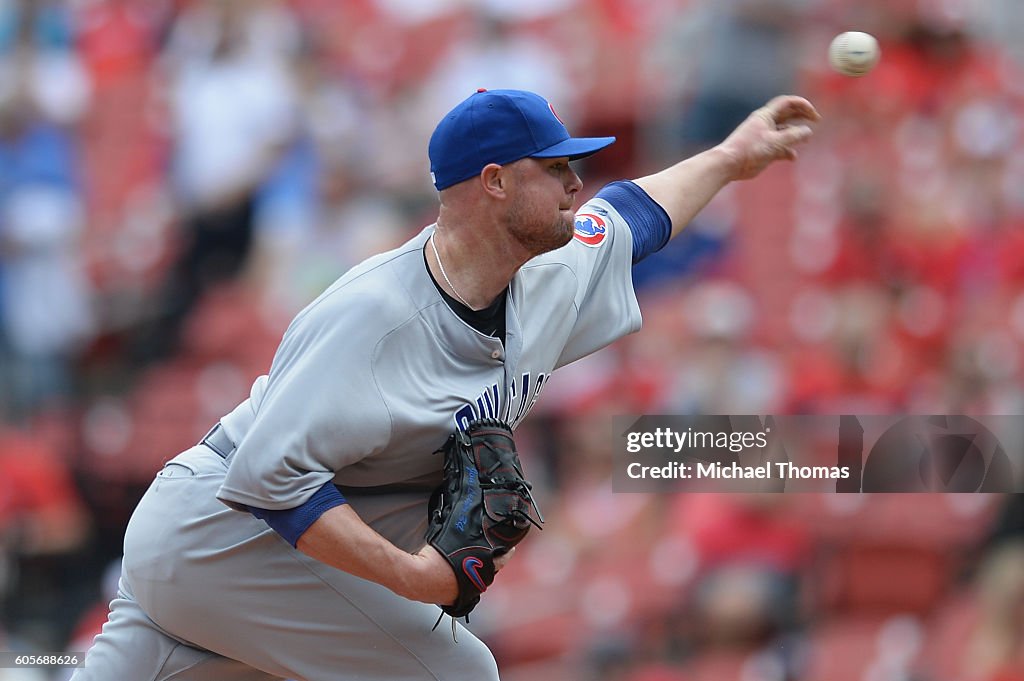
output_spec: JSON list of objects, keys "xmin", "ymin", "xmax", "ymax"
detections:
[{"xmin": 73, "ymin": 89, "xmax": 818, "ymax": 680}]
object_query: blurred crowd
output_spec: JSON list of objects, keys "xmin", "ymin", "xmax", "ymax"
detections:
[{"xmin": 1, "ymin": 0, "xmax": 1023, "ymax": 679}]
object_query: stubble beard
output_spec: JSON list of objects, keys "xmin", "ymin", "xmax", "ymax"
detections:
[{"xmin": 507, "ymin": 196, "xmax": 575, "ymax": 257}]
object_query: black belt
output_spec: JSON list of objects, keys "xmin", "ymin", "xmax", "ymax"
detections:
[{"xmin": 201, "ymin": 423, "xmax": 237, "ymax": 459}]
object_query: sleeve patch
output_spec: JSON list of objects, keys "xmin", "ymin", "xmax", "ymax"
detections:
[{"xmin": 573, "ymin": 213, "xmax": 608, "ymax": 247}]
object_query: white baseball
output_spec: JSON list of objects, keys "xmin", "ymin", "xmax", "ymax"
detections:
[{"xmin": 828, "ymin": 31, "xmax": 880, "ymax": 77}]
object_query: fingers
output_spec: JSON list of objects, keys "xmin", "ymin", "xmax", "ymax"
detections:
[
  {"xmin": 494, "ymin": 546, "xmax": 516, "ymax": 572},
  {"xmin": 719, "ymin": 96, "xmax": 818, "ymax": 180},
  {"xmin": 762, "ymin": 95, "xmax": 822, "ymax": 125},
  {"xmin": 759, "ymin": 122, "xmax": 813, "ymax": 165},
  {"xmin": 775, "ymin": 124, "xmax": 814, "ymax": 148}
]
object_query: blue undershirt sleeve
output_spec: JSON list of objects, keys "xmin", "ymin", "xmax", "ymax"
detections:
[
  {"xmin": 594, "ymin": 180, "xmax": 672, "ymax": 264},
  {"xmin": 247, "ymin": 481, "xmax": 347, "ymax": 547}
]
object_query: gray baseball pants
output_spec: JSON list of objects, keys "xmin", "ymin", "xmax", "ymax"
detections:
[{"xmin": 71, "ymin": 445, "xmax": 500, "ymax": 681}]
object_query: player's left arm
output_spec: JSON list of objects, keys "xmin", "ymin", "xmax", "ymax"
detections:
[{"xmin": 631, "ymin": 95, "xmax": 820, "ymax": 243}]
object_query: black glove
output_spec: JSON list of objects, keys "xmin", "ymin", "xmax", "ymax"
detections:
[{"xmin": 425, "ymin": 419, "xmax": 543, "ymax": 619}]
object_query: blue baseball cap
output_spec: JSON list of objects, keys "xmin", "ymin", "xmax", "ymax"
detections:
[{"xmin": 428, "ymin": 89, "xmax": 616, "ymax": 191}]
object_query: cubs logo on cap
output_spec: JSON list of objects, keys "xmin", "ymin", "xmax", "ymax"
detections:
[
  {"xmin": 573, "ymin": 213, "xmax": 607, "ymax": 247},
  {"xmin": 548, "ymin": 102, "xmax": 565, "ymax": 125}
]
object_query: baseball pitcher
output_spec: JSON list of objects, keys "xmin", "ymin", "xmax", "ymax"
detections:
[{"xmin": 73, "ymin": 89, "xmax": 818, "ymax": 680}]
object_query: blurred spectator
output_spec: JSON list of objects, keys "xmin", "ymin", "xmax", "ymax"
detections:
[
  {"xmin": 250, "ymin": 150, "xmax": 410, "ymax": 314},
  {"xmin": 427, "ymin": 10, "xmax": 576, "ymax": 123},
  {"xmin": 670, "ymin": 495, "xmax": 810, "ymax": 648},
  {"xmin": 667, "ymin": 281, "xmax": 788, "ymax": 414},
  {"xmin": 74, "ymin": 0, "xmax": 164, "ymax": 234},
  {"xmin": 652, "ymin": 0, "xmax": 806, "ymax": 157},
  {"xmin": 961, "ymin": 541, "xmax": 1024, "ymax": 681},
  {"xmin": 987, "ymin": 495, "xmax": 1024, "ymax": 547},
  {"xmin": 0, "ymin": 426, "xmax": 91, "ymax": 645},
  {"xmin": 0, "ymin": 186, "xmax": 93, "ymax": 421},
  {"xmin": 136, "ymin": 0, "xmax": 301, "ymax": 359},
  {"xmin": 245, "ymin": 33, "xmax": 409, "ymax": 314},
  {"xmin": 0, "ymin": 0, "xmax": 90, "ymax": 126},
  {"xmin": 0, "ymin": 0, "xmax": 93, "ymax": 422},
  {"xmin": 974, "ymin": 0, "xmax": 1024, "ymax": 67}
]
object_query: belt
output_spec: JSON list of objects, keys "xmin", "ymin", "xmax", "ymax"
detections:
[{"xmin": 201, "ymin": 423, "xmax": 237, "ymax": 460}]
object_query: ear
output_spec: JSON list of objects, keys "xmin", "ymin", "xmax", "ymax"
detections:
[{"xmin": 479, "ymin": 163, "xmax": 508, "ymax": 200}]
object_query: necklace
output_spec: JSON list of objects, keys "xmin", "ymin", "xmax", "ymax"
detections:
[{"xmin": 430, "ymin": 232, "xmax": 474, "ymax": 309}]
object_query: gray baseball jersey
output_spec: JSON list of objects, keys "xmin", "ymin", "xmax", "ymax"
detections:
[
  {"xmin": 214, "ymin": 195, "xmax": 640, "ymax": 552},
  {"xmin": 74, "ymin": 195, "xmax": 641, "ymax": 681}
]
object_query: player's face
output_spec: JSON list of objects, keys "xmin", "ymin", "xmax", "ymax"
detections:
[{"xmin": 505, "ymin": 157, "xmax": 582, "ymax": 256}]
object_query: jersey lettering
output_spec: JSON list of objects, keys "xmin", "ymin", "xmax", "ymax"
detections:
[
  {"xmin": 512, "ymin": 373, "xmax": 531, "ymax": 425},
  {"xmin": 454, "ymin": 404, "xmax": 476, "ymax": 432},
  {"xmin": 524, "ymin": 374, "xmax": 548, "ymax": 426},
  {"xmin": 482, "ymin": 384, "xmax": 498, "ymax": 418},
  {"xmin": 453, "ymin": 372, "xmax": 550, "ymax": 430}
]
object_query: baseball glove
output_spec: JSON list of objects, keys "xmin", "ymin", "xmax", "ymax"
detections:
[{"xmin": 425, "ymin": 418, "xmax": 544, "ymax": 621}]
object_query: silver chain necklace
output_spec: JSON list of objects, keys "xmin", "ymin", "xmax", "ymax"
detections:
[{"xmin": 430, "ymin": 232, "xmax": 473, "ymax": 309}]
